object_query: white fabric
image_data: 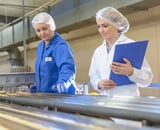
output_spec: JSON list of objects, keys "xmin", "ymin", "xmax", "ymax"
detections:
[
  {"xmin": 89, "ymin": 34, "xmax": 153, "ymax": 97},
  {"xmin": 32, "ymin": 12, "xmax": 56, "ymax": 31}
]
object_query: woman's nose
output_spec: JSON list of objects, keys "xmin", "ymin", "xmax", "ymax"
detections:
[{"xmin": 99, "ymin": 27, "xmax": 104, "ymax": 33}]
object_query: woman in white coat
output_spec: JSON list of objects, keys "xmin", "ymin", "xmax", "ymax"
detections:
[{"xmin": 89, "ymin": 7, "xmax": 153, "ymax": 97}]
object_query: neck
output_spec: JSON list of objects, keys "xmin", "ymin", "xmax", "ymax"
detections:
[
  {"xmin": 107, "ymin": 33, "xmax": 120, "ymax": 47},
  {"xmin": 44, "ymin": 31, "xmax": 55, "ymax": 47},
  {"xmin": 45, "ymin": 41, "xmax": 49, "ymax": 45}
]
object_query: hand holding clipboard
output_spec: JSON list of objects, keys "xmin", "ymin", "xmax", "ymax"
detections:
[{"xmin": 110, "ymin": 40, "xmax": 148, "ymax": 86}]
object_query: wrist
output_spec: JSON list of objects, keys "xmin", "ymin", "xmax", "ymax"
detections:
[{"xmin": 128, "ymin": 67, "xmax": 134, "ymax": 76}]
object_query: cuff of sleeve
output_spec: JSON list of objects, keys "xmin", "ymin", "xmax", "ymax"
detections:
[{"xmin": 128, "ymin": 68, "xmax": 139, "ymax": 81}]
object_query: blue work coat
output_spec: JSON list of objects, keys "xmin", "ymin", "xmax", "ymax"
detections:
[{"xmin": 35, "ymin": 32, "xmax": 76, "ymax": 94}]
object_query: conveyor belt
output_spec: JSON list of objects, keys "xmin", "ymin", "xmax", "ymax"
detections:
[
  {"xmin": 0, "ymin": 92, "xmax": 160, "ymax": 126},
  {"xmin": 0, "ymin": 102, "xmax": 156, "ymax": 130}
]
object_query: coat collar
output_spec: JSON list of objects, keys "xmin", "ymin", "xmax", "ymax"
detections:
[{"xmin": 102, "ymin": 34, "xmax": 128, "ymax": 46}]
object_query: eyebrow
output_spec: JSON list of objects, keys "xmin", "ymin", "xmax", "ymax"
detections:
[{"xmin": 97, "ymin": 22, "xmax": 109, "ymax": 26}]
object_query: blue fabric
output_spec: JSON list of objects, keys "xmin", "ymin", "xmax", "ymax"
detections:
[
  {"xmin": 67, "ymin": 84, "xmax": 76, "ymax": 94},
  {"xmin": 35, "ymin": 32, "xmax": 76, "ymax": 94},
  {"xmin": 149, "ymin": 83, "xmax": 160, "ymax": 88},
  {"xmin": 52, "ymin": 83, "xmax": 76, "ymax": 94},
  {"xmin": 29, "ymin": 85, "xmax": 37, "ymax": 93}
]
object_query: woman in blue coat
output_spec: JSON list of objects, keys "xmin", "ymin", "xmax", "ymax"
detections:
[{"xmin": 31, "ymin": 12, "xmax": 77, "ymax": 94}]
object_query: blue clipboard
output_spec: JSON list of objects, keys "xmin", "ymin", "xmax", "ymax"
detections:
[{"xmin": 109, "ymin": 40, "xmax": 148, "ymax": 86}]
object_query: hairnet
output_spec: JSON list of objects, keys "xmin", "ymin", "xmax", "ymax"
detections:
[
  {"xmin": 96, "ymin": 7, "xmax": 129, "ymax": 33},
  {"xmin": 32, "ymin": 12, "xmax": 56, "ymax": 31}
]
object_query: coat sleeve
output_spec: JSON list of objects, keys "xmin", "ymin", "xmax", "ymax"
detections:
[
  {"xmin": 88, "ymin": 52, "xmax": 101, "ymax": 92},
  {"xmin": 54, "ymin": 43, "xmax": 76, "ymax": 88},
  {"xmin": 128, "ymin": 58, "xmax": 153, "ymax": 87}
]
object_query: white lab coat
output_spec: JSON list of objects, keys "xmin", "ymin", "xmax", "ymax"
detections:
[{"xmin": 89, "ymin": 34, "xmax": 153, "ymax": 97}]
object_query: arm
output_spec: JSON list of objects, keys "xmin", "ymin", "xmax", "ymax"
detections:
[
  {"xmin": 89, "ymin": 55, "xmax": 116, "ymax": 91},
  {"xmin": 128, "ymin": 58, "xmax": 153, "ymax": 87},
  {"xmin": 110, "ymin": 58, "xmax": 153, "ymax": 87},
  {"xmin": 54, "ymin": 43, "xmax": 76, "ymax": 91},
  {"xmin": 89, "ymin": 53, "xmax": 101, "ymax": 91}
]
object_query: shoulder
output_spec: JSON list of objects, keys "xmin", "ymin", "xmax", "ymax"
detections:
[
  {"xmin": 51, "ymin": 32, "xmax": 69, "ymax": 47},
  {"xmin": 37, "ymin": 40, "xmax": 44, "ymax": 49},
  {"xmin": 93, "ymin": 42, "xmax": 106, "ymax": 58},
  {"xmin": 54, "ymin": 32, "xmax": 66, "ymax": 43},
  {"xmin": 118, "ymin": 34, "xmax": 135, "ymax": 44},
  {"xmin": 94, "ymin": 41, "xmax": 106, "ymax": 53}
]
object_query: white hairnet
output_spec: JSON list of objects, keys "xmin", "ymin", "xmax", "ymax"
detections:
[
  {"xmin": 96, "ymin": 7, "xmax": 129, "ymax": 33},
  {"xmin": 32, "ymin": 12, "xmax": 56, "ymax": 31}
]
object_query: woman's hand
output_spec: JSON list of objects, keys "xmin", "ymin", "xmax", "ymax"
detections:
[
  {"xmin": 110, "ymin": 57, "xmax": 134, "ymax": 76},
  {"xmin": 98, "ymin": 79, "xmax": 116, "ymax": 90}
]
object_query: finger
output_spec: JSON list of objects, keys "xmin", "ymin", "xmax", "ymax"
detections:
[
  {"xmin": 52, "ymin": 85, "xmax": 57, "ymax": 91},
  {"xmin": 104, "ymin": 82, "xmax": 116, "ymax": 86},
  {"xmin": 57, "ymin": 85, "xmax": 62, "ymax": 93},
  {"xmin": 61, "ymin": 86, "xmax": 64, "ymax": 93},
  {"xmin": 123, "ymin": 57, "xmax": 130, "ymax": 64},
  {"xmin": 112, "ymin": 62, "xmax": 122, "ymax": 67},
  {"xmin": 112, "ymin": 70, "xmax": 121, "ymax": 75},
  {"xmin": 111, "ymin": 65, "xmax": 119, "ymax": 71},
  {"xmin": 103, "ymin": 84, "xmax": 115, "ymax": 89}
]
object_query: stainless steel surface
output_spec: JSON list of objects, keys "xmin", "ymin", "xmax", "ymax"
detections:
[
  {"xmin": 0, "ymin": 102, "xmax": 154, "ymax": 130},
  {"xmin": 0, "ymin": 92, "xmax": 160, "ymax": 126}
]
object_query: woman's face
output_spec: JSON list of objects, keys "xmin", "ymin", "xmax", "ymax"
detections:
[
  {"xmin": 34, "ymin": 23, "xmax": 54, "ymax": 42},
  {"xmin": 96, "ymin": 19, "xmax": 119, "ymax": 41}
]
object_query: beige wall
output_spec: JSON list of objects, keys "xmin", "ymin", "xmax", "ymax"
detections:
[
  {"xmin": 0, "ymin": 52, "xmax": 10, "ymax": 73},
  {"xmin": 64, "ymin": 25, "xmax": 101, "ymax": 82},
  {"xmin": 0, "ymin": 5, "xmax": 160, "ymax": 84},
  {"xmin": 126, "ymin": 5, "xmax": 160, "ymax": 83}
]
